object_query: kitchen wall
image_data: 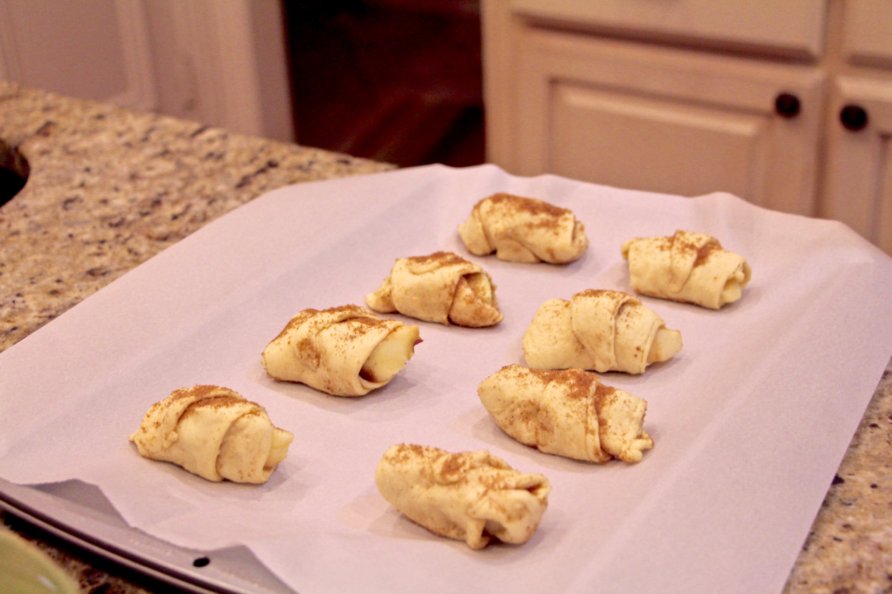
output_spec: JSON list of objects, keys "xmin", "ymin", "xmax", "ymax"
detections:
[{"xmin": 0, "ymin": 0, "xmax": 294, "ymax": 141}]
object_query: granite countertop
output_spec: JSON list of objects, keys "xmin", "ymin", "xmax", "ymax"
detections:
[{"xmin": 1, "ymin": 83, "xmax": 890, "ymax": 593}]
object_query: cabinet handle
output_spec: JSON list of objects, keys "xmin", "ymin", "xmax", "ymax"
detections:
[
  {"xmin": 839, "ymin": 104, "xmax": 869, "ymax": 131},
  {"xmin": 774, "ymin": 93, "xmax": 800, "ymax": 118}
]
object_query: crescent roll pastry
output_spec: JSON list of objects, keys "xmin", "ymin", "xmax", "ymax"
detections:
[
  {"xmin": 478, "ymin": 365, "xmax": 653, "ymax": 463},
  {"xmin": 458, "ymin": 193, "xmax": 588, "ymax": 263},
  {"xmin": 522, "ymin": 289, "xmax": 682, "ymax": 374},
  {"xmin": 365, "ymin": 251, "xmax": 502, "ymax": 327},
  {"xmin": 129, "ymin": 385, "xmax": 293, "ymax": 483},
  {"xmin": 621, "ymin": 230, "xmax": 752, "ymax": 309},
  {"xmin": 375, "ymin": 443, "xmax": 550, "ymax": 549},
  {"xmin": 262, "ymin": 305, "xmax": 420, "ymax": 397}
]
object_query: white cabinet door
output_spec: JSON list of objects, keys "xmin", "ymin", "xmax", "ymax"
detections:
[
  {"xmin": 498, "ymin": 30, "xmax": 824, "ymax": 215},
  {"xmin": 821, "ymin": 76, "xmax": 892, "ymax": 254}
]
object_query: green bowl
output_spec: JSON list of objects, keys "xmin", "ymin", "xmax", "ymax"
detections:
[{"xmin": 0, "ymin": 528, "xmax": 80, "ymax": 594}]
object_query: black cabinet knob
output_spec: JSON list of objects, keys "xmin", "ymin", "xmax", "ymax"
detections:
[
  {"xmin": 774, "ymin": 93, "xmax": 800, "ymax": 118},
  {"xmin": 839, "ymin": 104, "xmax": 868, "ymax": 131}
]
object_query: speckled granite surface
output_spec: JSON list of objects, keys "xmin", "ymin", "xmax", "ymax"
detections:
[{"xmin": 1, "ymin": 83, "xmax": 889, "ymax": 593}]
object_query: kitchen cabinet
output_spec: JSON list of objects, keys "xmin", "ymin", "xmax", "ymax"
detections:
[
  {"xmin": 483, "ymin": 0, "xmax": 892, "ymax": 253},
  {"xmin": 821, "ymin": 1, "xmax": 892, "ymax": 255},
  {"xmin": 823, "ymin": 77, "xmax": 892, "ymax": 255}
]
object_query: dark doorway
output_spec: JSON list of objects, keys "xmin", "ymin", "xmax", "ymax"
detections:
[{"xmin": 282, "ymin": 0, "xmax": 485, "ymax": 167}]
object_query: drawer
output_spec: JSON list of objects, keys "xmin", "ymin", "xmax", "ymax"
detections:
[
  {"xmin": 841, "ymin": 0, "xmax": 892, "ymax": 68},
  {"xmin": 508, "ymin": 0, "xmax": 828, "ymax": 58}
]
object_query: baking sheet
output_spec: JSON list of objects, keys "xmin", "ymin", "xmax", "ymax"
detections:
[
  {"xmin": 0, "ymin": 477, "xmax": 291, "ymax": 593},
  {"xmin": 1, "ymin": 164, "xmax": 891, "ymax": 594}
]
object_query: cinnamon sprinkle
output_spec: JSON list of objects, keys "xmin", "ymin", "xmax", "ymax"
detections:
[
  {"xmin": 180, "ymin": 394, "xmax": 248, "ymax": 420},
  {"xmin": 694, "ymin": 239, "xmax": 722, "ymax": 267},
  {"xmin": 407, "ymin": 251, "xmax": 467, "ymax": 267},
  {"xmin": 482, "ymin": 192, "xmax": 568, "ymax": 218},
  {"xmin": 669, "ymin": 230, "xmax": 724, "ymax": 268},
  {"xmin": 527, "ymin": 367, "xmax": 600, "ymax": 400}
]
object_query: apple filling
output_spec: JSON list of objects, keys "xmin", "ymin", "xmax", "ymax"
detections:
[
  {"xmin": 647, "ymin": 328, "xmax": 683, "ymax": 364},
  {"xmin": 264, "ymin": 428, "xmax": 294, "ymax": 470},
  {"xmin": 720, "ymin": 263, "xmax": 751, "ymax": 305},
  {"xmin": 360, "ymin": 324, "xmax": 420, "ymax": 384}
]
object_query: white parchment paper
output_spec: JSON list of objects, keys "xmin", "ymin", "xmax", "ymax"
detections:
[{"xmin": 2, "ymin": 164, "xmax": 891, "ymax": 594}]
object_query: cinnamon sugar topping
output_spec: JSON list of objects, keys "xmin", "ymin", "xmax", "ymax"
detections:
[
  {"xmin": 694, "ymin": 239, "xmax": 722, "ymax": 267},
  {"xmin": 482, "ymin": 193, "xmax": 568, "ymax": 218},
  {"xmin": 526, "ymin": 367, "xmax": 600, "ymax": 400},
  {"xmin": 408, "ymin": 251, "xmax": 467, "ymax": 267},
  {"xmin": 670, "ymin": 230, "xmax": 723, "ymax": 268}
]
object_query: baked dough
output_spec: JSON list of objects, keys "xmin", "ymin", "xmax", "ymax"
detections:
[
  {"xmin": 375, "ymin": 443, "xmax": 550, "ymax": 549},
  {"xmin": 458, "ymin": 193, "xmax": 588, "ymax": 263},
  {"xmin": 621, "ymin": 230, "xmax": 751, "ymax": 309},
  {"xmin": 262, "ymin": 305, "xmax": 420, "ymax": 396},
  {"xmin": 522, "ymin": 289, "xmax": 682, "ymax": 374},
  {"xmin": 478, "ymin": 365, "xmax": 653, "ymax": 463},
  {"xmin": 129, "ymin": 385, "xmax": 293, "ymax": 483},
  {"xmin": 366, "ymin": 251, "xmax": 502, "ymax": 327}
]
